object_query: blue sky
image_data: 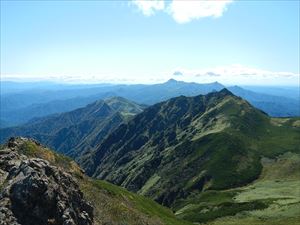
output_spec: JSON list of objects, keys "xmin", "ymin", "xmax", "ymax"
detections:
[{"xmin": 1, "ymin": 0, "xmax": 299, "ymax": 85}]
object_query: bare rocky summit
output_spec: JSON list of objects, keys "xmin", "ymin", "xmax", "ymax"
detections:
[{"xmin": 0, "ymin": 137, "xmax": 93, "ymax": 225}]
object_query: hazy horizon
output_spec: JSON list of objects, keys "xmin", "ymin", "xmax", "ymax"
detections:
[{"xmin": 1, "ymin": 77, "xmax": 299, "ymax": 88}]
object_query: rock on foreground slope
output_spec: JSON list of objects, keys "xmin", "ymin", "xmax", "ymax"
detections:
[
  {"xmin": 0, "ymin": 137, "xmax": 191, "ymax": 225},
  {"xmin": 0, "ymin": 137, "xmax": 93, "ymax": 225}
]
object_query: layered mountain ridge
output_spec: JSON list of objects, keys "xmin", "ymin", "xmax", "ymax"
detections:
[
  {"xmin": 2, "ymin": 80, "xmax": 297, "ymax": 128},
  {"xmin": 78, "ymin": 89, "xmax": 300, "ymax": 223}
]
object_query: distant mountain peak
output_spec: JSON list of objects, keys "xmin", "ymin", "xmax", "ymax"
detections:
[
  {"xmin": 213, "ymin": 81, "xmax": 222, "ymax": 85},
  {"xmin": 165, "ymin": 78, "xmax": 179, "ymax": 83},
  {"xmin": 164, "ymin": 79, "xmax": 225, "ymax": 87},
  {"xmin": 105, "ymin": 96, "xmax": 127, "ymax": 101},
  {"xmin": 230, "ymin": 85, "xmax": 244, "ymax": 90}
]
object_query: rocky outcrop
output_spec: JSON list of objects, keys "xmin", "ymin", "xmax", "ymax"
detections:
[{"xmin": 0, "ymin": 137, "xmax": 93, "ymax": 225}]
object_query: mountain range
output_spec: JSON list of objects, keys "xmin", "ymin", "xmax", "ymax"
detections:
[
  {"xmin": 1, "ymin": 80, "xmax": 298, "ymax": 128},
  {"xmin": 228, "ymin": 86, "xmax": 299, "ymax": 117},
  {"xmin": 1, "ymin": 89, "xmax": 299, "ymax": 225}
]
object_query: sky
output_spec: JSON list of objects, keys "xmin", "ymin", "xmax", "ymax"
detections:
[{"xmin": 0, "ymin": 0, "xmax": 299, "ymax": 86}]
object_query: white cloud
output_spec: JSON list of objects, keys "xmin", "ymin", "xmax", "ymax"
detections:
[
  {"xmin": 173, "ymin": 71, "xmax": 183, "ymax": 76},
  {"xmin": 168, "ymin": 0, "xmax": 233, "ymax": 23},
  {"xmin": 131, "ymin": 0, "xmax": 233, "ymax": 23},
  {"xmin": 131, "ymin": 0, "xmax": 165, "ymax": 16}
]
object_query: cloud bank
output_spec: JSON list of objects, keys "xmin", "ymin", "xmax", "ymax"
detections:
[
  {"xmin": 131, "ymin": 0, "xmax": 233, "ymax": 23},
  {"xmin": 171, "ymin": 64, "xmax": 299, "ymax": 86},
  {"xmin": 168, "ymin": 0, "xmax": 233, "ymax": 23},
  {"xmin": 173, "ymin": 71, "xmax": 183, "ymax": 76}
]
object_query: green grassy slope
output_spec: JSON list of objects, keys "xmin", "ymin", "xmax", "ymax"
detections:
[
  {"xmin": 182, "ymin": 150, "xmax": 300, "ymax": 225},
  {"xmin": 171, "ymin": 117, "xmax": 300, "ymax": 224},
  {"xmin": 80, "ymin": 179, "xmax": 193, "ymax": 225}
]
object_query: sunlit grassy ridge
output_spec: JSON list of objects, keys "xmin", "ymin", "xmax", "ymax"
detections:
[{"xmin": 80, "ymin": 179, "xmax": 193, "ymax": 225}]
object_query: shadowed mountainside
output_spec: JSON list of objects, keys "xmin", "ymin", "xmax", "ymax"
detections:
[{"xmin": 0, "ymin": 97, "xmax": 144, "ymax": 160}]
